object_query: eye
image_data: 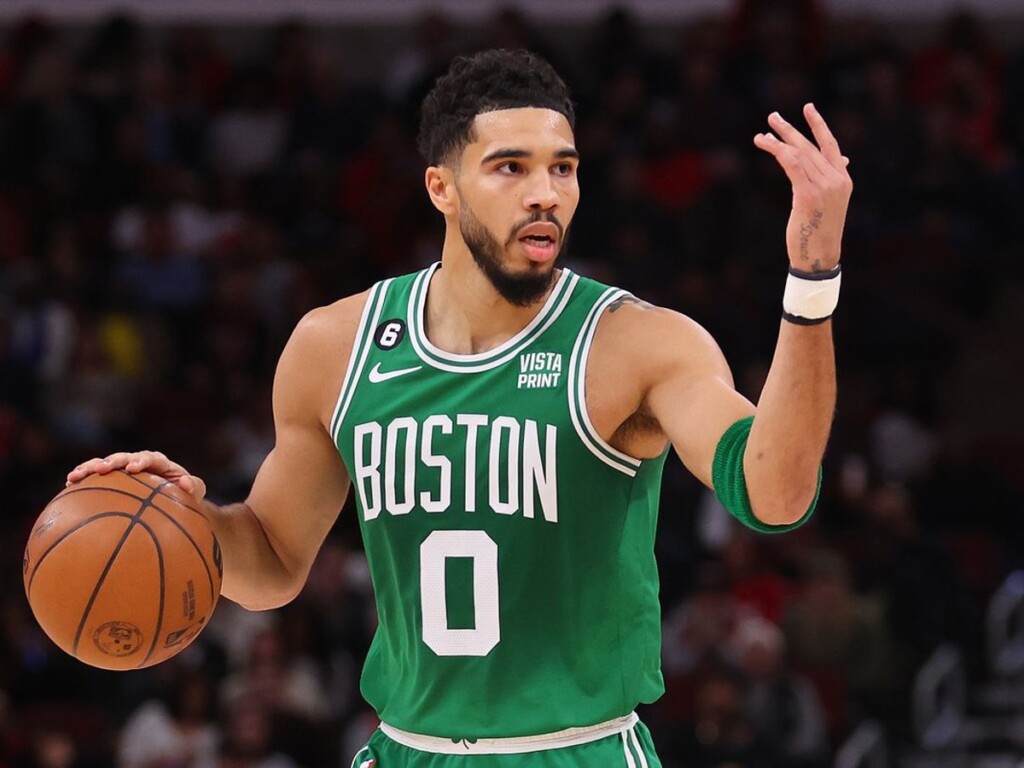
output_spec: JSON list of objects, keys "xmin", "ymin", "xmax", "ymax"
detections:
[
  {"xmin": 498, "ymin": 161, "xmax": 523, "ymax": 175},
  {"xmin": 554, "ymin": 162, "xmax": 575, "ymax": 177}
]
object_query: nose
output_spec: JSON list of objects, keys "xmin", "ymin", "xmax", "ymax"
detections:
[{"xmin": 522, "ymin": 170, "xmax": 558, "ymax": 211}]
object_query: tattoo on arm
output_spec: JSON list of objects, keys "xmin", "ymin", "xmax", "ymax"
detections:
[
  {"xmin": 607, "ymin": 295, "xmax": 654, "ymax": 313},
  {"xmin": 798, "ymin": 209, "xmax": 825, "ymax": 269}
]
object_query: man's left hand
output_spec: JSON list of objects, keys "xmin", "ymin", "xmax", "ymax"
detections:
[{"xmin": 754, "ymin": 103, "xmax": 853, "ymax": 273}]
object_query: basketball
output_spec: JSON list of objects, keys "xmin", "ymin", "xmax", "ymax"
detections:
[{"xmin": 23, "ymin": 470, "xmax": 223, "ymax": 671}]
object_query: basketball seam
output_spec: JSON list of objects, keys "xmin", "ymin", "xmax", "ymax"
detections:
[
  {"xmin": 119, "ymin": 471, "xmax": 206, "ymax": 517},
  {"xmin": 144, "ymin": 499, "xmax": 218, "ymax": 605},
  {"xmin": 139, "ymin": 518, "xmax": 167, "ymax": 667},
  {"xmin": 60, "ymin": 513, "xmax": 165, "ymax": 660},
  {"xmin": 50, "ymin": 483, "xmax": 205, "ymax": 517},
  {"xmin": 51, "ymin": 485, "xmax": 150, "ymax": 504},
  {"xmin": 70, "ymin": 480, "xmax": 172, "ymax": 664},
  {"xmin": 151, "ymin": 489, "xmax": 205, "ymax": 517},
  {"xmin": 27, "ymin": 511, "xmax": 136, "ymax": 595}
]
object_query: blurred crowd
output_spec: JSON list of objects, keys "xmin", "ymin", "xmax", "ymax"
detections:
[{"xmin": 0, "ymin": 1, "xmax": 1022, "ymax": 766}]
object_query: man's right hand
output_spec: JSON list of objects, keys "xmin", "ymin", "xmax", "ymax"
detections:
[{"xmin": 66, "ymin": 451, "xmax": 207, "ymax": 500}]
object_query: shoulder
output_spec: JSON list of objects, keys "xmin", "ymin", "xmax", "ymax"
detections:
[
  {"xmin": 274, "ymin": 290, "xmax": 375, "ymax": 426},
  {"xmin": 287, "ymin": 268, "xmax": 418, "ymax": 355},
  {"xmin": 580, "ymin": 293, "xmax": 733, "ymax": 454},
  {"xmin": 595, "ymin": 295, "xmax": 710, "ymax": 342},
  {"xmin": 592, "ymin": 296, "xmax": 729, "ymax": 381},
  {"xmin": 289, "ymin": 290, "xmax": 374, "ymax": 353}
]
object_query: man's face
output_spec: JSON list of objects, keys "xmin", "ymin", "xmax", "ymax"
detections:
[{"xmin": 453, "ymin": 108, "xmax": 580, "ymax": 306}]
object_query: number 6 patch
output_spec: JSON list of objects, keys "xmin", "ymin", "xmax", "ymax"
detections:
[{"xmin": 374, "ymin": 320, "xmax": 406, "ymax": 350}]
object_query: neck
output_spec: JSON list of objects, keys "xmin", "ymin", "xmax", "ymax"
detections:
[{"xmin": 426, "ymin": 232, "xmax": 559, "ymax": 355}]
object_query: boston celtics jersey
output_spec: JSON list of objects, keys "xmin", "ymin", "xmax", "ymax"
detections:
[{"xmin": 333, "ymin": 263, "xmax": 668, "ymax": 739}]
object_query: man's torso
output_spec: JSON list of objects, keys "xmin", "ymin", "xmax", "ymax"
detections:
[{"xmin": 323, "ymin": 265, "xmax": 669, "ymax": 738}]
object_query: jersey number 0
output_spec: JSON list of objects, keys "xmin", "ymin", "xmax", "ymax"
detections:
[{"xmin": 420, "ymin": 530, "xmax": 500, "ymax": 656}]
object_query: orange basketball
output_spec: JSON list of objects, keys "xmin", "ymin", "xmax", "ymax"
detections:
[{"xmin": 23, "ymin": 470, "xmax": 223, "ymax": 671}]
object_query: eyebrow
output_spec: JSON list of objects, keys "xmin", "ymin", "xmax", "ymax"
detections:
[{"xmin": 480, "ymin": 147, "xmax": 580, "ymax": 164}]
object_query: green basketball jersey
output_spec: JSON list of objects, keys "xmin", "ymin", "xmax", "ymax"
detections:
[{"xmin": 333, "ymin": 264, "xmax": 668, "ymax": 739}]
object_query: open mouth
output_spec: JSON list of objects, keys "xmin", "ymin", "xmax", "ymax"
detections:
[
  {"xmin": 513, "ymin": 220, "xmax": 561, "ymax": 263},
  {"xmin": 518, "ymin": 235, "xmax": 558, "ymax": 262}
]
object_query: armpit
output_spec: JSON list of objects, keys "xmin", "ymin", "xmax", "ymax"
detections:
[{"xmin": 609, "ymin": 407, "xmax": 669, "ymax": 459}]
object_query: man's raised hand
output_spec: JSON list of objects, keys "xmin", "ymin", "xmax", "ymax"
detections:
[{"xmin": 753, "ymin": 103, "xmax": 853, "ymax": 273}]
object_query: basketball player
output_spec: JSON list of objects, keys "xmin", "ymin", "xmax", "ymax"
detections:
[{"xmin": 69, "ymin": 49, "xmax": 851, "ymax": 766}]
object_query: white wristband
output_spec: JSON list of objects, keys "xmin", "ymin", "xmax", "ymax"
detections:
[{"xmin": 782, "ymin": 265, "xmax": 841, "ymax": 324}]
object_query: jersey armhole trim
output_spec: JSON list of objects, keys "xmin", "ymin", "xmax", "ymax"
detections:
[
  {"xmin": 567, "ymin": 287, "xmax": 643, "ymax": 477},
  {"xmin": 329, "ymin": 279, "xmax": 392, "ymax": 443}
]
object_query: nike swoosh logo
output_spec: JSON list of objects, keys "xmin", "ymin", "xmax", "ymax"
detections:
[{"xmin": 368, "ymin": 362, "xmax": 422, "ymax": 383}]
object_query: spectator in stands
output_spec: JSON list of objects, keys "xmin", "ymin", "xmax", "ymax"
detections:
[
  {"xmin": 850, "ymin": 484, "xmax": 976, "ymax": 679},
  {"xmin": 17, "ymin": 726, "xmax": 82, "ymax": 768},
  {"xmin": 383, "ymin": 10, "xmax": 456, "ymax": 108},
  {"xmin": 721, "ymin": 532, "xmax": 795, "ymax": 625},
  {"xmin": 733, "ymin": 616, "xmax": 829, "ymax": 767},
  {"xmin": 44, "ymin": 320, "xmax": 135, "ymax": 450},
  {"xmin": 680, "ymin": 671, "xmax": 771, "ymax": 768},
  {"xmin": 782, "ymin": 549, "xmax": 896, "ymax": 729},
  {"xmin": 219, "ymin": 626, "xmax": 329, "ymax": 726},
  {"xmin": 196, "ymin": 701, "xmax": 296, "ymax": 768},
  {"xmin": 298, "ymin": 537, "xmax": 374, "ymax": 720},
  {"xmin": 207, "ymin": 67, "xmax": 286, "ymax": 177},
  {"xmin": 663, "ymin": 563, "xmax": 757, "ymax": 678},
  {"xmin": 114, "ymin": 206, "xmax": 207, "ymax": 314},
  {"xmin": 117, "ymin": 665, "xmax": 220, "ymax": 768}
]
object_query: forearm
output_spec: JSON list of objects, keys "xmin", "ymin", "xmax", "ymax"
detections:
[
  {"xmin": 744, "ymin": 319, "xmax": 835, "ymax": 525},
  {"xmin": 716, "ymin": 102, "xmax": 849, "ymax": 527},
  {"xmin": 202, "ymin": 500, "xmax": 303, "ymax": 611}
]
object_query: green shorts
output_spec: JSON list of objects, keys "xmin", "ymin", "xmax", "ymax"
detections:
[{"xmin": 350, "ymin": 717, "xmax": 662, "ymax": 768}]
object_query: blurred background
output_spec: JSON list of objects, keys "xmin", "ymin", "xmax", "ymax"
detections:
[{"xmin": 1, "ymin": 0, "xmax": 1023, "ymax": 766}]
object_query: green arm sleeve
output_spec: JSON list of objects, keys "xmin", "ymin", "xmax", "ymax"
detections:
[{"xmin": 710, "ymin": 416, "xmax": 821, "ymax": 534}]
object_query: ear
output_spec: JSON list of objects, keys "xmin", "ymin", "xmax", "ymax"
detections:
[{"xmin": 425, "ymin": 166, "xmax": 459, "ymax": 216}]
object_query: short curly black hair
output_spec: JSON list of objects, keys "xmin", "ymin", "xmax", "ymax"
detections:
[{"xmin": 417, "ymin": 48, "xmax": 575, "ymax": 166}]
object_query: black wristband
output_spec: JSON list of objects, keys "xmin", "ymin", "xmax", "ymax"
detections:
[
  {"xmin": 782, "ymin": 311, "xmax": 832, "ymax": 326},
  {"xmin": 788, "ymin": 264, "xmax": 842, "ymax": 280}
]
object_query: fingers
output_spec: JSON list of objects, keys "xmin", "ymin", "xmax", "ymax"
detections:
[
  {"xmin": 181, "ymin": 474, "xmax": 208, "ymax": 500},
  {"xmin": 767, "ymin": 111, "xmax": 835, "ymax": 178},
  {"xmin": 65, "ymin": 451, "xmax": 203, "ymax": 499},
  {"xmin": 753, "ymin": 132, "xmax": 814, "ymax": 187},
  {"xmin": 765, "ymin": 110, "xmax": 816, "ymax": 152},
  {"xmin": 125, "ymin": 449, "xmax": 171, "ymax": 473},
  {"xmin": 755, "ymin": 106, "xmax": 849, "ymax": 181},
  {"xmin": 66, "ymin": 453, "xmax": 132, "ymax": 484},
  {"xmin": 803, "ymin": 103, "xmax": 845, "ymax": 170}
]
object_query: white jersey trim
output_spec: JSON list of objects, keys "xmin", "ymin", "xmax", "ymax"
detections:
[
  {"xmin": 329, "ymin": 280, "xmax": 381, "ymax": 440},
  {"xmin": 567, "ymin": 287, "xmax": 644, "ymax": 477},
  {"xmin": 629, "ymin": 726, "xmax": 651, "ymax": 768},
  {"xmin": 348, "ymin": 745, "xmax": 371, "ymax": 768},
  {"xmin": 407, "ymin": 263, "xmax": 579, "ymax": 373},
  {"xmin": 622, "ymin": 732, "xmax": 637, "ymax": 768},
  {"xmin": 331, "ymin": 278, "xmax": 392, "ymax": 444},
  {"xmin": 379, "ymin": 711, "xmax": 639, "ymax": 755}
]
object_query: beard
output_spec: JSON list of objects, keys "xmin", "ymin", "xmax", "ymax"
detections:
[{"xmin": 459, "ymin": 205, "xmax": 567, "ymax": 307}]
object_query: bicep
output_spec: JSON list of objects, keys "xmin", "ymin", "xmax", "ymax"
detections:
[
  {"xmin": 243, "ymin": 308, "xmax": 353, "ymax": 583},
  {"xmin": 643, "ymin": 316, "xmax": 754, "ymax": 488}
]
